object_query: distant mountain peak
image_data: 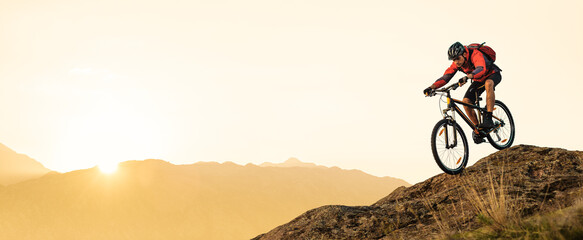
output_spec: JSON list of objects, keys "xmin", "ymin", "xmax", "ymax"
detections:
[
  {"xmin": 0, "ymin": 143, "xmax": 26, "ymax": 156},
  {"xmin": 120, "ymin": 159, "xmax": 171, "ymax": 166},
  {"xmin": 284, "ymin": 157, "xmax": 301, "ymax": 164},
  {"xmin": 260, "ymin": 158, "xmax": 325, "ymax": 169},
  {"xmin": 0, "ymin": 143, "xmax": 51, "ymax": 185}
]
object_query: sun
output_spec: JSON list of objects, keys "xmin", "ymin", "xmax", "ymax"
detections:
[
  {"xmin": 52, "ymin": 94, "xmax": 173, "ymax": 174},
  {"xmin": 98, "ymin": 162, "xmax": 119, "ymax": 174}
]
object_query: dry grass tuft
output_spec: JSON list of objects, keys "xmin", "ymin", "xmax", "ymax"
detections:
[
  {"xmin": 462, "ymin": 164, "xmax": 518, "ymax": 232},
  {"xmin": 443, "ymin": 164, "xmax": 583, "ymax": 240}
]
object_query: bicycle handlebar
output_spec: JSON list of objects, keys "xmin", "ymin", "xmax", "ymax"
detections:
[{"xmin": 426, "ymin": 79, "xmax": 467, "ymax": 97}]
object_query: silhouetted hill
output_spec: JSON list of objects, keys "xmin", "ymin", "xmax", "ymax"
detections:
[
  {"xmin": 254, "ymin": 145, "xmax": 583, "ymax": 239},
  {"xmin": 0, "ymin": 143, "xmax": 51, "ymax": 185},
  {"xmin": 0, "ymin": 158, "xmax": 409, "ymax": 240}
]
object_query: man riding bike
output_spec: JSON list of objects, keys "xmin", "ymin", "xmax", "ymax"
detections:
[{"xmin": 423, "ymin": 42, "xmax": 502, "ymax": 143}]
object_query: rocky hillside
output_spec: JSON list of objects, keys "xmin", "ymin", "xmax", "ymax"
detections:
[
  {"xmin": 0, "ymin": 158, "xmax": 409, "ymax": 240},
  {"xmin": 0, "ymin": 143, "xmax": 51, "ymax": 185},
  {"xmin": 253, "ymin": 145, "xmax": 583, "ymax": 239}
]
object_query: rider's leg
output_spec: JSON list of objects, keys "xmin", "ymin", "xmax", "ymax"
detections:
[
  {"xmin": 485, "ymin": 79, "xmax": 495, "ymax": 112},
  {"xmin": 479, "ymin": 79, "xmax": 496, "ymax": 129},
  {"xmin": 463, "ymin": 98, "xmax": 479, "ymax": 126}
]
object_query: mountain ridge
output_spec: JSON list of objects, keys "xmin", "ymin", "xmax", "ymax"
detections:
[{"xmin": 0, "ymin": 154, "xmax": 410, "ymax": 240}]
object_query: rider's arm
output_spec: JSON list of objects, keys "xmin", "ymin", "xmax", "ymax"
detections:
[
  {"xmin": 431, "ymin": 63, "xmax": 458, "ymax": 88},
  {"xmin": 469, "ymin": 51, "xmax": 488, "ymax": 79}
]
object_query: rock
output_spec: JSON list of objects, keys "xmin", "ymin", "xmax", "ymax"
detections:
[{"xmin": 253, "ymin": 145, "xmax": 583, "ymax": 239}]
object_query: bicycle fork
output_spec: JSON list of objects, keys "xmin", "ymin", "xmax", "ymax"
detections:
[
  {"xmin": 443, "ymin": 120, "xmax": 458, "ymax": 149},
  {"xmin": 442, "ymin": 95, "xmax": 458, "ymax": 149}
]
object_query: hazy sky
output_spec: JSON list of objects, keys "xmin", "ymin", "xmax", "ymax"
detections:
[{"xmin": 1, "ymin": 0, "xmax": 582, "ymax": 183}]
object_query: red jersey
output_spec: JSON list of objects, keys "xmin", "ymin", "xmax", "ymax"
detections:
[{"xmin": 433, "ymin": 46, "xmax": 501, "ymax": 88}]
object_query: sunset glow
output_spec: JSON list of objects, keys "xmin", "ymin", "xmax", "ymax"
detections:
[
  {"xmin": 0, "ymin": 0, "xmax": 581, "ymax": 184},
  {"xmin": 48, "ymin": 79, "xmax": 174, "ymax": 172},
  {"xmin": 98, "ymin": 161, "xmax": 118, "ymax": 174},
  {"xmin": 1, "ymin": 0, "xmax": 582, "ymax": 239}
]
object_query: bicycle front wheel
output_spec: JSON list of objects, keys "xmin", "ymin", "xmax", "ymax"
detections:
[
  {"xmin": 486, "ymin": 100, "xmax": 515, "ymax": 150},
  {"xmin": 431, "ymin": 119, "xmax": 469, "ymax": 175}
]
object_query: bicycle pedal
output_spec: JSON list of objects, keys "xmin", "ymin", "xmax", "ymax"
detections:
[
  {"xmin": 473, "ymin": 138, "xmax": 485, "ymax": 144},
  {"xmin": 472, "ymin": 132, "xmax": 486, "ymax": 144}
]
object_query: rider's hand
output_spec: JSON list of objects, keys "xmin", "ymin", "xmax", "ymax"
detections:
[
  {"xmin": 458, "ymin": 76, "xmax": 468, "ymax": 85},
  {"xmin": 423, "ymin": 87, "xmax": 434, "ymax": 96}
]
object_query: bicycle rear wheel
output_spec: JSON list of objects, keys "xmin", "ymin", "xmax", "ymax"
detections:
[
  {"xmin": 486, "ymin": 100, "xmax": 515, "ymax": 150},
  {"xmin": 431, "ymin": 119, "xmax": 469, "ymax": 175}
]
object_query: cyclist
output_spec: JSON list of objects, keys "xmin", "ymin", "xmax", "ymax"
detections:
[{"xmin": 423, "ymin": 42, "xmax": 502, "ymax": 143}]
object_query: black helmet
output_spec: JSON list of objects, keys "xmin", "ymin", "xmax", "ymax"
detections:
[{"xmin": 448, "ymin": 42, "xmax": 465, "ymax": 60}]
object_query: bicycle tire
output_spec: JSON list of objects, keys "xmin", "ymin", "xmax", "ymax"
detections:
[
  {"xmin": 486, "ymin": 100, "xmax": 515, "ymax": 150},
  {"xmin": 431, "ymin": 119, "xmax": 469, "ymax": 175}
]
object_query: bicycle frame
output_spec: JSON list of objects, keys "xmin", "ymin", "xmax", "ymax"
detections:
[
  {"xmin": 434, "ymin": 82, "xmax": 503, "ymax": 138},
  {"xmin": 443, "ymin": 90, "xmax": 483, "ymax": 134}
]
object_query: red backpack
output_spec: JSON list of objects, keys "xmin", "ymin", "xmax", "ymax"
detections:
[{"xmin": 468, "ymin": 42, "xmax": 496, "ymax": 62}]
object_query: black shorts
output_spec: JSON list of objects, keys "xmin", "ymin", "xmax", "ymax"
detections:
[{"xmin": 463, "ymin": 72, "xmax": 502, "ymax": 103}]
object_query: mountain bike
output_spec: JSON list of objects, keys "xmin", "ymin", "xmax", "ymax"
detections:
[{"xmin": 425, "ymin": 81, "xmax": 515, "ymax": 175}]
